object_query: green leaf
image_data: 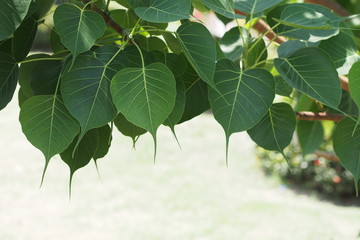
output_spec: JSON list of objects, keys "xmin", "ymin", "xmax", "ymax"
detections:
[
  {"xmin": 234, "ymin": 0, "xmax": 283, "ymax": 14},
  {"xmin": 349, "ymin": 62, "xmax": 360, "ymax": 120},
  {"xmin": 146, "ymin": 51, "xmax": 187, "ymax": 77},
  {"xmin": 246, "ymin": 38, "xmax": 267, "ymax": 68},
  {"xmin": 0, "ymin": 53, "xmax": 19, "ymax": 110},
  {"xmin": 93, "ymin": 124, "xmax": 112, "ymax": 161},
  {"xmin": 30, "ymin": 60, "xmax": 62, "ymax": 95},
  {"xmin": 134, "ymin": 35, "xmax": 167, "ymax": 53},
  {"xmin": 177, "ymin": 22, "xmax": 216, "ymax": 88},
  {"xmin": 201, "ymin": 0, "xmax": 244, "ymax": 19},
  {"xmin": 50, "ymin": 29, "xmax": 66, "ymax": 54},
  {"xmin": 0, "ymin": 0, "xmax": 32, "ymax": 41},
  {"xmin": 19, "ymin": 95, "xmax": 80, "ymax": 181},
  {"xmin": 179, "ymin": 64, "xmax": 210, "ymax": 123},
  {"xmin": 110, "ymin": 9, "xmax": 138, "ymax": 30},
  {"xmin": 135, "ymin": 0, "xmax": 191, "ymax": 23},
  {"xmin": 219, "ymin": 27, "xmax": 248, "ymax": 61},
  {"xmin": 277, "ymin": 40, "xmax": 318, "ymax": 58},
  {"xmin": 274, "ymin": 76, "xmax": 292, "ymax": 97},
  {"xmin": 161, "ymin": 32, "xmax": 182, "ymax": 55},
  {"xmin": 114, "ymin": 113, "xmax": 147, "ymax": 144},
  {"xmin": 12, "ymin": 17, "xmax": 38, "ymax": 61},
  {"xmin": 111, "ymin": 62, "xmax": 176, "ymax": 149},
  {"xmin": 60, "ymin": 128, "xmax": 98, "ymax": 191},
  {"xmin": 61, "ymin": 49, "xmax": 121, "ymax": 140},
  {"xmin": 333, "ymin": 118, "xmax": 360, "ymax": 195},
  {"xmin": 247, "ymin": 103, "xmax": 296, "ymax": 153},
  {"xmin": 297, "ymin": 120, "xmax": 324, "ymax": 155},
  {"xmin": 208, "ymin": 59, "xmax": 275, "ymax": 156},
  {"xmin": 274, "ymin": 47, "xmax": 341, "ymax": 109},
  {"xmin": 53, "ymin": 4, "xmax": 106, "ymax": 60},
  {"xmin": 319, "ymin": 32, "xmax": 360, "ymax": 75}
]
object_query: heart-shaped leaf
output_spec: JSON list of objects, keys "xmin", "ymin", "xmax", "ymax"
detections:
[
  {"xmin": 274, "ymin": 47, "xmax": 341, "ymax": 109},
  {"xmin": 0, "ymin": 0, "xmax": 32, "ymax": 41},
  {"xmin": 177, "ymin": 22, "xmax": 216, "ymax": 89},
  {"xmin": 208, "ymin": 58, "xmax": 275, "ymax": 157},
  {"xmin": 111, "ymin": 62, "xmax": 176, "ymax": 152},
  {"xmin": 333, "ymin": 118, "xmax": 360, "ymax": 195},
  {"xmin": 0, "ymin": 53, "xmax": 19, "ymax": 110},
  {"xmin": 135, "ymin": 0, "xmax": 191, "ymax": 23},
  {"xmin": 19, "ymin": 95, "xmax": 80, "ymax": 182},
  {"xmin": 247, "ymin": 103, "xmax": 296, "ymax": 153},
  {"xmin": 53, "ymin": 4, "xmax": 105, "ymax": 60}
]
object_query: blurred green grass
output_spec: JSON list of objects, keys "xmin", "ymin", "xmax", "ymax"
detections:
[{"xmin": 0, "ymin": 99, "xmax": 359, "ymax": 240}]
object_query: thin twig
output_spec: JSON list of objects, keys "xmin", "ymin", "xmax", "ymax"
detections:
[
  {"xmin": 314, "ymin": 150, "xmax": 340, "ymax": 162},
  {"xmin": 295, "ymin": 111, "xmax": 345, "ymax": 122}
]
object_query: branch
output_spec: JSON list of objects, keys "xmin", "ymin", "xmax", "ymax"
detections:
[
  {"xmin": 304, "ymin": 0, "xmax": 350, "ymax": 17},
  {"xmin": 314, "ymin": 150, "xmax": 340, "ymax": 162},
  {"xmin": 295, "ymin": 111, "xmax": 345, "ymax": 122}
]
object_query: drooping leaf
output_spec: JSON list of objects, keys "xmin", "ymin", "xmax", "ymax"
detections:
[
  {"xmin": 348, "ymin": 62, "xmax": 360, "ymax": 119},
  {"xmin": 177, "ymin": 22, "xmax": 216, "ymax": 88},
  {"xmin": 0, "ymin": 0, "xmax": 32, "ymax": 41},
  {"xmin": 319, "ymin": 32, "xmax": 360, "ymax": 75},
  {"xmin": 247, "ymin": 103, "xmax": 296, "ymax": 153},
  {"xmin": 19, "ymin": 95, "xmax": 80, "ymax": 181},
  {"xmin": 219, "ymin": 27, "xmax": 248, "ymax": 61},
  {"xmin": 274, "ymin": 76, "xmax": 292, "ymax": 97},
  {"xmin": 60, "ymin": 128, "xmax": 98, "ymax": 190},
  {"xmin": 53, "ymin": 4, "xmax": 106, "ymax": 60},
  {"xmin": 135, "ymin": 0, "xmax": 191, "ymax": 23},
  {"xmin": 12, "ymin": 17, "xmax": 38, "ymax": 61},
  {"xmin": 201, "ymin": 0, "xmax": 244, "ymax": 19},
  {"xmin": 111, "ymin": 62, "xmax": 176, "ymax": 148},
  {"xmin": 333, "ymin": 118, "xmax": 360, "ymax": 195},
  {"xmin": 0, "ymin": 53, "xmax": 19, "ymax": 110},
  {"xmin": 297, "ymin": 120, "xmax": 324, "ymax": 155},
  {"xmin": 114, "ymin": 113, "xmax": 147, "ymax": 144},
  {"xmin": 274, "ymin": 47, "xmax": 341, "ymax": 109},
  {"xmin": 234, "ymin": 0, "xmax": 283, "ymax": 14},
  {"xmin": 208, "ymin": 58, "xmax": 275, "ymax": 156},
  {"xmin": 61, "ymin": 49, "xmax": 122, "ymax": 140},
  {"xmin": 30, "ymin": 60, "xmax": 62, "ymax": 95},
  {"xmin": 93, "ymin": 124, "xmax": 112, "ymax": 161}
]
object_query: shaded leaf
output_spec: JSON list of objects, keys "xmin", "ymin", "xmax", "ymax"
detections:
[
  {"xmin": 246, "ymin": 38, "xmax": 267, "ymax": 67},
  {"xmin": 50, "ymin": 29, "xmax": 66, "ymax": 54},
  {"xmin": 114, "ymin": 113, "xmax": 147, "ymax": 144},
  {"xmin": 333, "ymin": 118, "xmax": 360, "ymax": 195},
  {"xmin": 201, "ymin": 0, "xmax": 244, "ymax": 19},
  {"xmin": 134, "ymin": 35, "xmax": 167, "ymax": 53},
  {"xmin": 0, "ymin": 53, "xmax": 19, "ymax": 110},
  {"xmin": 274, "ymin": 47, "xmax": 341, "ymax": 109},
  {"xmin": 349, "ymin": 62, "xmax": 360, "ymax": 119},
  {"xmin": 94, "ymin": 124, "xmax": 112, "ymax": 161},
  {"xmin": 277, "ymin": 40, "xmax": 318, "ymax": 58},
  {"xmin": 234, "ymin": 0, "xmax": 283, "ymax": 14},
  {"xmin": 247, "ymin": 103, "xmax": 296, "ymax": 152},
  {"xmin": 161, "ymin": 32, "xmax": 182, "ymax": 55},
  {"xmin": 297, "ymin": 120, "xmax": 324, "ymax": 155},
  {"xmin": 12, "ymin": 17, "xmax": 38, "ymax": 61},
  {"xmin": 219, "ymin": 27, "xmax": 248, "ymax": 61},
  {"xmin": 274, "ymin": 76, "xmax": 292, "ymax": 97},
  {"xmin": 30, "ymin": 60, "xmax": 62, "ymax": 95}
]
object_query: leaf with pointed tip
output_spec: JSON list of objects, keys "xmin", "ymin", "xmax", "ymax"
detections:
[
  {"xmin": 60, "ymin": 128, "xmax": 98, "ymax": 189},
  {"xmin": 19, "ymin": 95, "xmax": 80, "ymax": 180},
  {"xmin": 274, "ymin": 47, "xmax": 341, "ymax": 109},
  {"xmin": 114, "ymin": 113, "xmax": 147, "ymax": 144},
  {"xmin": 297, "ymin": 120, "xmax": 324, "ymax": 155},
  {"xmin": 0, "ymin": 53, "xmax": 19, "ymax": 110},
  {"xmin": 177, "ymin": 22, "xmax": 216, "ymax": 89},
  {"xmin": 234, "ymin": 0, "xmax": 283, "ymax": 14},
  {"xmin": 201, "ymin": 0, "xmax": 244, "ymax": 19},
  {"xmin": 53, "ymin": 4, "xmax": 106, "ymax": 60},
  {"xmin": 12, "ymin": 16, "xmax": 38, "ymax": 61},
  {"xmin": 0, "ymin": 0, "xmax": 32, "ymax": 41},
  {"xmin": 111, "ymin": 62, "xmax": 176, "ymax": 147},
  {"xmin": 135, "ymin": 0, "xmax": 191, "ymax": 23},
  {"xmin": 93, "ymin": 124, "xmax": 112, "ymax": 161},
  {"xmin": 333, "ymin": 118, "xmax": 360, "ymax": 195},
  {"xmin": 247, "ymin": 103, "xmax": 295, "ymax": 153},
  {"xmin": 319, "ymin": 32, "xmax": 360, "ymax": 75},
  {"xmin": 209, "ymin": 58, "xmax": 275, "ymax": 155},
  {"xmin": 61, "ymin": 48, "xmax": 125, "ymax": 140}
]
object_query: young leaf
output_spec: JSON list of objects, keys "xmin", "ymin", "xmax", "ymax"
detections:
[
  {"xmin": 297, "ymin": 120, "xmax": 324, "ymax": 155},
  {"xmin": 234, "ymin": 0, "xmax": 283, "ymax": 14},
  {"xmin": 333, "ymin": 118, "xmax": 360, "ymax": 195},
  {"xmin": 247, "ymin": 103, "xmax": 296, "ymax": 153},
  {"xmin": 61, "ymin": 53, "xmax": 119, "ymax": 141},
  {"xmin": 177, "ymin": 22, "xmax": 216, "ymax": 89},
  {"xmin": 53, "ymin": 4, "xmax": 106, "ymax": 61},
  {"xmin": 111, "ymin": 62, "xmax": 177, "ymax": 152},
  {"xmin": 201, "ymin": 0, "xmax": 244, "ymax": 19},
  {"xmin": 135, "ymin": 0, "xmax": 191, "ymax": 23},
  {"xmin": 274, "ymin": 47, "xmax": 341, "ymax": 109},
  {"xmin": 0, "ymin": 0, "xmax": 32, "ymax": 41},
  {"xmin": 114, "ymin": 113, "xmax": 147, "ymax": 144},
  {"xmin": 0, "ymin": 53, "xmax": 19, "ymax": 110},
  {"xmin": 208, "ymin": 59, "xmax": 275, "ymax": 157},
  {"xmin": 19, "ymin": 95, "xmax": 80, "ymax": 181}
]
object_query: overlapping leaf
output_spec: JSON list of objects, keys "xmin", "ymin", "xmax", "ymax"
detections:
[
  {"xmin": 234, "ymin": 0, "xmax": 283, "ymax": 14},
  {"xmin": 12, "ymin": 17, "xmax": 38, "ymax": 61},
  {"xmin": 0, "ymin": 53, "xmax": 19, "ymax": 110},
  {"xmin": 177, "ymin": 22, "xmax": 216, "ymax": 88},
  {"xmin": 111, "ymin": 62, "xmax": 176, "ymax": 147},
  {"xmin": 219, "ymin": 27, "xmax": 248, "ymax": 61},
  {"xmin": 333, "ymin": 118, "xmax": 360, "ymax": 195},
  {"xmin": 297, "ymin": 120, "xmax": 324, "ymax": 155},
  {"xmin": 247, "ymin": 103, "xmax": 295, "ymax": 153},
  {"xmin": 349, "ymin": 62, "xmax": 360, "ymax": 119},
  {"xmin": 274, "ymin": 47, "xmax": 341, "ymax": 109},
  {"xmin": 53, "ymin": 4, "xmax": 105, "ymax": 60},
  {"xmin": 114, "ymin": 113, "xmax": 147, "ymax": 144},
  {"xmin": 0, "ymin": 0, "xmax": 32, "ymax": 41},
  {"xmin": 201, "ymin": 0, "xmax": 244, "ymax": 19},
  {"xmin": 93, "ymin": 124, "xmax": 112, "ymax": 161},
  {"xmin": 19, "ymin": 95, "xmax": 80, "ymax": 181},
  {"xmin": 135, "ymin": 0, "xmax": 191, "ymax": 23}
]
